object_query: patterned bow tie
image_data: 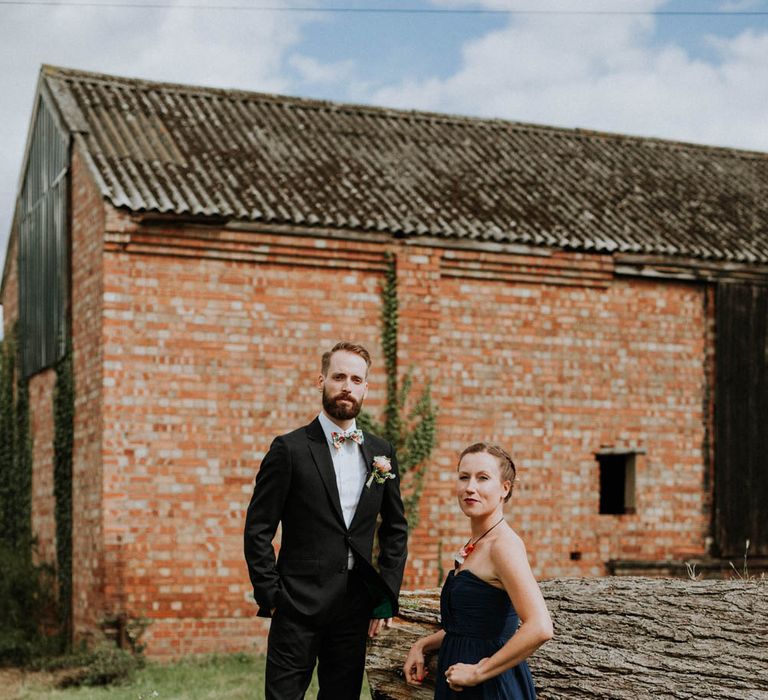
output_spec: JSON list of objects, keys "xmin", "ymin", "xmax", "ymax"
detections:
[{"xmin": 331, "ymin": 429, "xmax": 364, "ymax": 450}]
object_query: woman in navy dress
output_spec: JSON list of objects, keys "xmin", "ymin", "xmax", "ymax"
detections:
[{"xmin": 403, "ymin": 443, "xmax": 553, "ymax": 698}]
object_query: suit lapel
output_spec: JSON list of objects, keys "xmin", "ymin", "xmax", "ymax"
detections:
[
  {"xmin": 350, "ymin": 433, "xmax": 376, "ymax": 529},
  {"xmin": 306, "ymin": 418, "xmax": 345, "ymax": 527}
]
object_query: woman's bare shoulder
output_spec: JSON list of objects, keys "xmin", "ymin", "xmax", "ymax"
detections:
[{"xmin": 490, "ymin": 524, "xmax": 528, "ymax": 563}]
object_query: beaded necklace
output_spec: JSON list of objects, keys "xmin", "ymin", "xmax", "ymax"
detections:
[{"xmin": 454, "ymin": 517, "xmax": 505, "ymax": 568}]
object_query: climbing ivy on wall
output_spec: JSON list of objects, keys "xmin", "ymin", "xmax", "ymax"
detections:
[
  {"xmin": 53, "ymin": 342, "xmax": 74, "ymax": 648},
  {"xmin": 359, "ymin": 253, "xmax": 437, "ymax": 530},
  {"xmin": 0, "ymin": 334, "xmax": 14, "ymax": 546},
  {"xmin": 0, "ymin": 325, "xmax": 75, "ymax": 654},
  {"xmin": 0, "ymin": 328, "xmax": 59, "ymax": 663},
  {"xmin": 0, "ymin": 327, "xmax": 32, "ymax": 551}
]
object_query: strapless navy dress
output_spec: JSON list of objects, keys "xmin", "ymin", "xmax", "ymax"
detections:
[{"xmin": 435, "ymin": 569, "xmax": 537, "ymax": 700}]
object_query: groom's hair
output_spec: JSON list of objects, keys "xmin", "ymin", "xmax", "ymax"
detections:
[
  {"xmin": 321, "ymin": 342, "xmax": 372, "ymax": 376},
  {"xmin": 458, "ymin": 443, "xmax": 517, "ymax": 502}
]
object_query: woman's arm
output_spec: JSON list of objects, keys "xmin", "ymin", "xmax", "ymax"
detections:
[
  {"xmin": 446, "ymin": 535, "xmax": 553, "ymax": 688},
  {"xmin": 403, "ymin": 629, "xmax": 446, "ymax": 685}
]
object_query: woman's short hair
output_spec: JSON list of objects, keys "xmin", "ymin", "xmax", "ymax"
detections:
[{"xmin": 458, "ymin": 442, "xmax": 516, "ymax": 502}]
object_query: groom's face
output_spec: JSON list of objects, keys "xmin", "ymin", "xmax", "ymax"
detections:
[{"xmin": 318, "ymin": 350, "xmax": 369, "ymax": 421}]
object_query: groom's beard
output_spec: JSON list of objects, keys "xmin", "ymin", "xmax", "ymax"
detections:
[{"xmin": 322, "ymin": 388, "xmax": 363, "ymax": 421}]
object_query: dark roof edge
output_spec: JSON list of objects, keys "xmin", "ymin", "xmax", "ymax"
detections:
[
  {"xmin": 40, "ymin": 64, "xmax": 768, "ymax": 161},
  {"xmin": 128, "ymin": 216, "xmax": 767, "ymax": 281},
  {"xmin": 0, "ymin": 206, "xmax": 16, "ymax": 300}
]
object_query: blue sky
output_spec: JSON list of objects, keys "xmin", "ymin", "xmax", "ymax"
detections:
[{"xmin": 2, "ymin": 0, "xmax": 768, "ymax": 317}]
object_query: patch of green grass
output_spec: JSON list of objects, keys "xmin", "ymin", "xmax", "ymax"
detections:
[{"xmin": 12, "ymin": 653, "xmax": 372, "ymax": 699}]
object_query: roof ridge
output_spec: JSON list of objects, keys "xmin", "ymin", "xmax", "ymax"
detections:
[
  {"xmin": 41, "ymin": 64, "xmax": 767, "ymax": 161},
  {"xmin": 27, "ymin": 64, "xmax": 768, "ymax": 267}
]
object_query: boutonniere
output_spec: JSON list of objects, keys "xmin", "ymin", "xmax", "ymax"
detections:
[{"xmin": 366, "ymin": 455, "xmax": 395, "ymax": 488}]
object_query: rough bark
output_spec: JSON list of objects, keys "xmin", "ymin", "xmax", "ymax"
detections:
[{"xmin": 366, "ymin": 577, "xmax": 768, "ymax": 700}]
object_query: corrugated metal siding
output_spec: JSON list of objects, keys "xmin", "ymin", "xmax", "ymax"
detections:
[
  {"xmin": 44, "ymin": 66, "xmax": 768, "ymax": 263},
  {"xmin": 18, "ymin": 96, "xmax": 69, "ymax": 377},
  {"xmin": 714, "ymin": 283, "xmax": 768, "ymax": 557}
]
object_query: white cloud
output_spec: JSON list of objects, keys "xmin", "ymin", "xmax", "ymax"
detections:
[
  {"xmin": 0, "ymin": 0, "xmax": 317, "ymax": 292},
  {"xmin": 290, "ymin": 54, "xmax": 356, "ymax": 84},
  {"xmin": 371, "ymin": 0, "xmax": 768, "ymax": 152},
  {"xmin": 718, "ymin": 0, "xmax": 762, "ymax": 10},
  {"xmin": 3, "ymin": 0, "xmax": 768, "ymax": 298}
]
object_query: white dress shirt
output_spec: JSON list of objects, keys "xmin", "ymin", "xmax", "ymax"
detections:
[{"xmin": 318, "ymin": 412, "xmax": 367, "ymax": 568}]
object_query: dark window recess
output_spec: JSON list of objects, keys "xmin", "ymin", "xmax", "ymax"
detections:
[{"xmin": 597, "ymin": 452, "xmax": 636, "ymax": 515}]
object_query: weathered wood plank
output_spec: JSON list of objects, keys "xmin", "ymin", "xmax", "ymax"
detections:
[
  {"xmin": 715, "ymin": 282, "xmax": 768, "ymax": 557},
  {"xmin": 366, "ymin": 577, "xmax": 768, "ymax": 700}
]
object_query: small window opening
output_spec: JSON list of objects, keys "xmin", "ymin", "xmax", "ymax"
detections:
[{"xmin": 596, "ymin": 450, "xmax": 637, "ymax": 515}]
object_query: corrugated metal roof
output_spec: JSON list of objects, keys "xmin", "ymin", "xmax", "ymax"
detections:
[{"xmin": 42, "ymin": 65, "xmax": 768, "ymax": 263}]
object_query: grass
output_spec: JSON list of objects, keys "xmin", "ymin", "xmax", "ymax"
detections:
[
  {"xmin": 5, "ymin": 654, "xmax": 373, "ymax": 700},
  {"xmin": 728, "ymin": 539, "xmax": 765, "ymax": 582},
  {"xmin": 686, "ymin": 539, "xmax": 766, "ymax": 583}
]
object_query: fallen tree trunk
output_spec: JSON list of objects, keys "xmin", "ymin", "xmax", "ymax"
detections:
[{"xmin": 366, "ymin": 577, "xmax": 768, "ymax": 700}]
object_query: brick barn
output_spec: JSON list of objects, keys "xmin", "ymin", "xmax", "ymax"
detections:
[{"xmin": 2, "ymin": 65, "xmax": 767, "ymax": 658}]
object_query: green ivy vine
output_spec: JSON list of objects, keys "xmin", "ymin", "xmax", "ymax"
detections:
[
  {"xmin": 0, "ymin": 327, "xmax": 58, "ymax": 663},
  {"xmin": 53, "ymin": 341, "xmax": 74, "ymax": 649},
  {"xmin": 0, "ymin": 333, "xmax": 15, "ymax": 546},
  {"xmin": 0, "ymin": 326, "xmax": 32, "ymax": 552},
  {"xmin": 0, "ymin": 325, "xmax": 75, "ymax": 653},
  {"xmin": 359, "ymin": 252, "xmax": 437, "ymax": 530}
]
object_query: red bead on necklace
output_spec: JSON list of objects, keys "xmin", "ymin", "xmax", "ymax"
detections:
[{"xmin": 454, "ymin": 517, "xmax": 504, "ymax": 567}]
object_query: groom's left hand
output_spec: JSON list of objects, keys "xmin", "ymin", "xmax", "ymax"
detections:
[{"xmin": 368, "ymin": 618, "xmax": 392, "ymax": 638}]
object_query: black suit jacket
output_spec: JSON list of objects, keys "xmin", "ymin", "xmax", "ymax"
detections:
[{"xmin": 244, "ymin": 417, "xmax": 408, "ymax": 623}]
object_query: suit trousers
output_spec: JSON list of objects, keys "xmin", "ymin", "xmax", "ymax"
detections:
[{"xmin": 265, "ymin": 569, "xmax": 373, "ymax": 700}]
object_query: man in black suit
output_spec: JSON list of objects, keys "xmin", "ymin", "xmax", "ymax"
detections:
[{"xmin": 244, "ymin": 341, "xmax": 408, "ymax": 699}]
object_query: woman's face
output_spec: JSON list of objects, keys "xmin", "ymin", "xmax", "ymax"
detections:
[{"xmin": 456, "ymin": 451, "xmax": 511, "ymax": 517}]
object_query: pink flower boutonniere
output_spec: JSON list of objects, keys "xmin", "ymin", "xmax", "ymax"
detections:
[{"xmin": 366, "ymin": 455, "xmax": 395, "ymax": 488}]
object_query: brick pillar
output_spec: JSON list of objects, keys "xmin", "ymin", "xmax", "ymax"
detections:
[{"xmin": 393, "ymin": 245, "xmax": 445, "ymax": 588}]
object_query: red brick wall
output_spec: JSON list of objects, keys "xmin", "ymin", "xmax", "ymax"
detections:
[
  {"xmin": 407, "ymin": 262, "xmax": 711, "ymax": 586},
  {"xmin": 92, "ymin": 226, "xmax": 713, "ymax": 655},
  {"xmin": 29, "ymin": 370, "xmax": 57, "ymax": 567},
  {"xmin": 8, "ymin": 165, "xmax": 715, "ymax": 656},
  {"xmin": 99, "ymin": 225, "xmax": 388, "ymax": 656},
  {"xmin": 0, "ymin": 143, "xmax": 109, "ymax": 645},
  {"xmin": 70, "ymin": 143, "xmax": 108, "ymax": 642}
]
